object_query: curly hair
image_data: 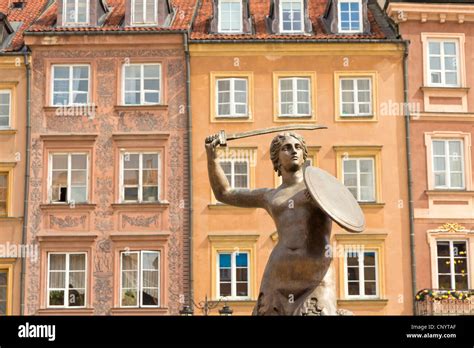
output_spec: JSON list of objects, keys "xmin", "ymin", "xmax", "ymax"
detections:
[{"xmin": 270, "ymin": 132, "xmax": 308, "ymax": 176}]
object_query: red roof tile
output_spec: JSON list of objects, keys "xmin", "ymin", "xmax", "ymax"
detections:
[
  {"xmin": 0, "ymin": 0, "xmax": 49, "ymax": 51},
  {"xmin": 28, "ymin": 0, "xmax": 197, "ymax": 33},
  {"xmin": 191, "ymin": 0, "xmax": 389, "ymax": 41}
]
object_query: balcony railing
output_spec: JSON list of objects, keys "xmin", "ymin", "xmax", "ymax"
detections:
[{"xmin": 415, "ymin": 289, "xmax": 474, "ymax": 316}]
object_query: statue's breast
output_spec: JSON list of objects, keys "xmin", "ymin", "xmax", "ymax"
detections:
[{"xmin": 269, "ymin": 186, "xmax": 310, "ymax": 218}]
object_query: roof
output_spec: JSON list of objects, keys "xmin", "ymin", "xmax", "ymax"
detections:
[
  {"xmin": 191, "ymin": 0, "xmax": 397, "ymax": 41},
  {"xmin": 0, "ymin": 0, "xmax": 49, "ymax": 52},
  {"xmin": 27, "ymin": 0, "xmax": 197, "ymax": 33}
]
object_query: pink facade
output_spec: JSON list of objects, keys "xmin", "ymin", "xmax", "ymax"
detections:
[
  {"xmin": 23, "ymin": 31, "xmax": 191, "ymax": 315},
  {"xmin": 387, "ymin": 1, "xmax": 474, "ymax": 299}
]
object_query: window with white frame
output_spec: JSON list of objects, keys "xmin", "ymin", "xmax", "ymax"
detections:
[
  {"xmin": 131, "ymin": 0, "xmax": 158, "ymax": 25},
  {"xmin": 280, "ymin": 0, "xmax": 303, "ymax": 33},
  {"xmin": 427, "ymin": 40, "xmax": 459, "ymax": 87},
  {"xmin": 340, "ymin": 78, "xmax": 372, "ymax": 117},
  {"xmin": 216, "ymin": 78, "xmax": 248, "ymax": 117},
  {"xmin": 63, "ymin": 0, "xmax": 89, "ymax": 25},
  {"xmin": 220, "ymin": 158, "xmax": 249, "ymax": 189},
  {"xmin": 47, "ymin": 253, "xmax": 86, "ymax": 308},
  {"xmin": 121, "ymin": 152, "xmax": 160, "ymax": 203},
  {"xmin": 278, "ymin": 77, "xmax": 311, "ymax": 117},
  {"xmin": 0, "ymin": 173, "xmax": 8, "ymax": 216},
  {"xmin": 120, "ymin": 250, "xmax": 160, "ymax": 307},
  {"xmin": 343, "ymin": 157, "xmax": 375, "ymax": 202},
  {"xmin": 52, "ymin": 65, "xmax": 90, "ymax": 106},
  {"xmin": 345, "ymin": 250, "xmax": 378, "ymax": 298},
  {"xmin": 432, "ymin": 139, "xmax": 464, "ymax": 189},
  {"xmin": 218, "ymin": 0, "xmax": 242, "ymax": 33},
  {"xmin": 123, "ymin": 64, "xmax": 161, "ymax": 105},
  {"xmin": 0, "ymin": 90, "xmax": 11, "ymax": 128},
  {"xmin": 49, "ymin": 153, "xmax": 88, "ymax": 204},
  {"xmin": 338, "ymin": 0, "xmax": 362, "ymax": 33},
  {"xmin": 436, "ymin": 241, "xmax": 469, "ymax": 290},
  {"xmin": 217, "ymin": 251, "xmax": 249, "ymax": 298}
]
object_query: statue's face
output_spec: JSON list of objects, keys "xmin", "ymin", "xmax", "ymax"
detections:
[{"xmin": 278, "ymin": 136, "xmax": 305, "ymax": 173}]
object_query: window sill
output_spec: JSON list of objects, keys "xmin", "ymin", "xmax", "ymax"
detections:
[
  {"xmin": 39, "ymin": 203, "xmax": 96, "ymax": 211},
  {"xmin": 110, "ymin": 307, "xmax": 169, "ymax": 315},
  {"xmin": 43, "ymin": 105, "xmax": 97, "ymax": 114},
  {"xmin": 111, "ymin": 202, "xmax": 170, "ymax": 211},
  {"xmin": 337, "ymin": 299, "xmax": 388, "ymax": 307},
  {"xmin": 212, "ymin": 116, "xmax": 253, "ymax": 123},
  {"xmin": 0, "ymin": 216, "xmax": 23, "ymax": 221},
  {"xmin": 0, "ymin": 129, "xmax": 17, "ymax": 135},
  {"xmin": 114, "ymin": 105, "xmax": 168, "ymax": 111},
  {"xmin": 359, "ymin": 202, "xmax": 385, "ymax": 209},
  {"xmin": 421, "ymin": 86, "xmax": 469, "ymax": 92},
  {"xmin": 426, "ymin": 190, "xmax": 474, "ymax": 196},
  {"xmin": 336, "ymin": 116, "xmax": 377, "ymax": 122},
  {"xmin": 274, "ymin": 115, "xmax": 316, "ymax": 123},
  {"xmin": 207, "ymin": 203, "xmax": 257, "ymax": 211},
  {"xmin": 37, "ymin": 308, "xmax": 95, "ymax": 315},
  {"xmin": 209, "ymin": 299, "xmax": 256, "ymax": 305}
]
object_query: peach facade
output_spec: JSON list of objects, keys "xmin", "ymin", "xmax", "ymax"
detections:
[
  {"xmin": 23, "ymin": 33, "xmax": 190, "ymax": 315},
  {"xmin": 190, "ymin": 42, "xmax": 413, "ymax": 315},
  {"xmin": 387, "ymin": 1, "xmax": 474, "ymax": 295}
]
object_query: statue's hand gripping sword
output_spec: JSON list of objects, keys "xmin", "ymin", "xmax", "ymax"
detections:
[{"xmin": 205, "ymin": 124, "xmax": 327, "ymax": 146}]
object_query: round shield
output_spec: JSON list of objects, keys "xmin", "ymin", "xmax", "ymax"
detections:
[{"xmin": 304, "ymin": 166, "xmax": 365, "ymax": 233}]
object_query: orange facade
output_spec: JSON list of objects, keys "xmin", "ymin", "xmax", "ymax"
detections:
[{"xmin": 190, "ymin": 41, "xmax": 413, "ymax": 315}]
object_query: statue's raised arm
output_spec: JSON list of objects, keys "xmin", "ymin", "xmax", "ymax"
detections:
[{"xmin": 205, "ymin": 134, "xmax": 271, "ymax": 209}]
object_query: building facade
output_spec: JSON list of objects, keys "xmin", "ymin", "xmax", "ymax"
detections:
[
  {"xmin": 22, "ymin": 0, "xmax": 193, "ymax": 315},
  {"xmin": 386, "ymin": 0, "xmax": 474, "ymax": 314},
  {"xmin": 0, "ymin": 0, "xmax": 48, "ymax": 316},
  {"xmin": 190, "ymin": 0, "xmax": 413, "ymax": 315}
]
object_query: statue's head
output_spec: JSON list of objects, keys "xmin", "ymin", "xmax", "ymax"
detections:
[{"xmin": 270, "ymin": 132, "xmax": 308, "ymax": 177}]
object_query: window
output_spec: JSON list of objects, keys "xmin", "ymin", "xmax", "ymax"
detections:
[
  {"xmin": 345, "ymin": 250, "xmax": 378, "ymax": 298},
  {"xmin": 278, "ymin": 77, "xmax": 311, "ymax": 117},
  {"xmin": 120, "ymin": 250, "xmax": 160, "ymax": 307},
  {"xmin": 121, "ymin": 152, "xmax": 160, "ymax": 203},
  {"xmin": 216, "ymin": 78, "xmax": 248, "ymax": 117},
  {"xmin": 436, "ymin": 241, "xmax": 469, "ymax": 290},
  {"xmin": 52, "ymin": 65, "xmax": 90, "ymax": 106},
  {"xmin": 218, "ymin": 0, "xmax": 242, "ymax": 33},
  {"xmin": 0, "ymin": 173, "xmax": 7, "ymax": 216},
  {"xmin": 0, "ymin": 270, "xmax": 7, "ymax": 315},
  {"xmin": 432, "ymin": 139, "xmax": 464, "ymax": 189},
  {"xmin": 47, "ymin": 253, "xmax": 87, "ymax": 308},
  {"xmin": 338, "ymin": 0, "xmax": 362, "ymax": 33},
  {"xmin": 343, "ymin": 157, "xmax": 375, "ymax": 202},
  {"xmin": 0, "ymin": 90, "xmax": 10, "ymax": 128},
  {"xmin": 63, "ymin": 0, "xmax": 89, "ymax": 25},
  {"xmin": 132, "ymin": 0, "xmax": 157, "ymax": 25},
  {"xmin": 220, "ymin": 159, "xmax": 249, "ymax": 189},
  {"xmin": 123, "ymin": 64, "xmax": 161, "ymax": 105},
  {"xmin": 49, "ymin": 153, "xmax": 88, "ymax": 204},
  {"xmin": 427, "ymin": 40, "xmax": 459, "ymax": 87},
  {"xmin": 217, "ymin": 251, "xmax": 249, "ymax": 298},
  {"xmin": 280, "ymin": 0, "xmax": 303, "ymax": 33},
  {"xmin": 340, "ymin": 78, "xmax": 372, "ymax": 117}
]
